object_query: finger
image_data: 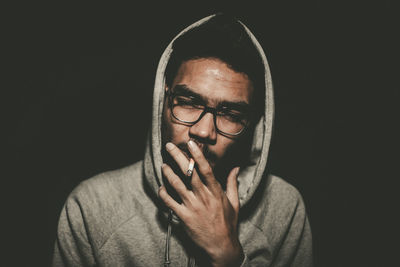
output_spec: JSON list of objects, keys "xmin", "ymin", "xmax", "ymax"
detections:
[
  {"xmin": 158, "ymin": 185, "xmax": 185, "ymax": 218},
  {"xmin": 226, "ymin": 167, "xmax": 240, "ymax": 213},
  {"xmin": 162, "ymin": 164, "xmax": 190, "ymax": 202},
  {"xmin": 190, "ymin": 170, "xmax": 207, "ymax": 194},
  {"xmin": 187, "ymin": 140, "xmax": 220, "ymax": 191},
  {"xmin": 165, "ymin": 142, "xmax": 205, "ymax": 193},
  {"xmin": 165, "ymin": 142, "xmax": 190, "ymax": 175}
]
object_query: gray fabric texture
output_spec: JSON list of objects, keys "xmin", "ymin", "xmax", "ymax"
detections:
[{"xmin": 53, "ymin": 14, "xmax": 313, "ymax": 267}]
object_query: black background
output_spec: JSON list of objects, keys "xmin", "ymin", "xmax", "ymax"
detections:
[{"xmin": 7, "ymin": 1, "xmax": 398, "ymax": 266}]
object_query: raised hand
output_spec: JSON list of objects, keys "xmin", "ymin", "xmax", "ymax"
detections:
[{"xmin": 158, "ymin": 141, "xmax": 244, "ymax": 267}]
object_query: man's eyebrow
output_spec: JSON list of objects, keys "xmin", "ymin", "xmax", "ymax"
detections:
[
  {"xmin": 172, "ymin": 84, "xmax": 251, "ymax": 111},
  {"xmin": 219, "ymin": 101, "xmax": 251, "ymax": 112},
  {"xmin": 172, "ymin": 84, "xmax": 205, "ymax": 100}
]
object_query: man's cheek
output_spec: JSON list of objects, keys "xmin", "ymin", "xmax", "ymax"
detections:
[
  {"xmin": 211, "ymin": 143, "xmax": 231, "ymax": 166},
  {"xmin": 219, "ymin": 141, "xmax": 235, "ymax": 157},
  {"xmin": 221, "ymin": 141, "xmax": 239, "ymax": 165}
]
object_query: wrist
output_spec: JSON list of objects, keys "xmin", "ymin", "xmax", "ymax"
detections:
[{"xmin": 209, "ymin": 239, "xmax": 244, "ymax": 267}]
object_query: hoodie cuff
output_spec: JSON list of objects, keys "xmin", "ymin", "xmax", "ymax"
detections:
[{"xmin": 239, "ymin": 254, "xmax": 249, "ymax": 267}]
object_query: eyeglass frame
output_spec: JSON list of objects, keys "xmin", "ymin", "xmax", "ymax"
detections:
[{"xmin": 165, "ymin": 90, "xmax": 252, "ymax": 137}]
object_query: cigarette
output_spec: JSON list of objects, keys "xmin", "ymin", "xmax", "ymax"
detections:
[{"xmin": 187, "ymin": 158, "xmax": 195, "ymax": 177}]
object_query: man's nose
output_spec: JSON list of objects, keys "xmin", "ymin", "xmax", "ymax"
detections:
[{"xmin": 189, "ymin": 112, "xmax": 217, "ymax": 143}]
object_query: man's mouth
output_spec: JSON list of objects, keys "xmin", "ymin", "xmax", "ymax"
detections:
[{"xmin": 176, "ymin": 142, "xmax": 217, "ymax": 167}]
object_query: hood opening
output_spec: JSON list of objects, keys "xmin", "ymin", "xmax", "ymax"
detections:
[{"xmin": 143, "ymin": 13, "xmax": 274, "ymax": 209}]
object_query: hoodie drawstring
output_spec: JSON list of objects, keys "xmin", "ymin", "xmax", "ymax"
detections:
[
  {"xmin": 163, "ymin": 209, "xmax": 196, "ymax": 267},
  {"xmin": 187, "ymin": 256, "xmax": 196, "ymax": 267},
  {"xmin": 163, "ymin": 209, "xmax": 173, "ymax": 266}
]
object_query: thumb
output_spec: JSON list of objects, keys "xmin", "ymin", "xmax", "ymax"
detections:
[{"xmin": 226, "ymin": 167, "xmax": 240, "ymax": 213}]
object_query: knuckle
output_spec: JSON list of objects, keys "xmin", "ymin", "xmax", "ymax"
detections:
[
  {"xmin": 170, "ymin": 146, "xmax": 178, "ymax": 155},
  {"xmin": 166, "ymin": 202, "xmax": 175, "ymax": 210},
  {"xmin": 203, "ymin": 197, "xmax": 212, "ymax": 208},
  {"xmin": 213, "ymin": 199, "xmax": 222, "ymax": 209},
  {"xmin": 191, "ymin": 180, "xmax": 201, "ymax": 190},
  {"xmin": 191, "ymin": 202, "xmax": 200, "ymax": 212},
  {"xmin": 190, "ymin": 175, "xmax": 201, "ymax": 186},
  {"xmin": 159, "ymin": 186, "xmax": 168, "ymax": 195},
  {"xmin": 181, "ymin": 212, "xmax": 191, "ymax": 223},
  {"xmin": 159, "ymin": 190, "xmax": 170, "ymax": 204},
  {"xmin": 202, "ymin": 166, "xmax": 213, "ymax": 176},
  {"xmin": 192, "ymin": 148, "xmax": 201, "ymax": 157},
  {"xmin": 162, "ymin": 165, "xmax": 171, "ymax": 175},
  {"xmin": 170, "ymin": 178, "xmax": 181, "ymax": 188},
  {"xmin": 191, "ymin": 202, "xmax": 205, "ymax": 215},
  {"xmin": 158, "ymin": 188, "xmax": 165, "ymax": 198}
]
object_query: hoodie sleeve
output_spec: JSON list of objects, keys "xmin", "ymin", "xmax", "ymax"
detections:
[
  {"xmin": 271, "ymin": 196, "xmax": 313, "ymax": 267},
  {"xmin": 240, "ymin": 216, "xmax": 312, "ymax": 267},
  {"xmin": 240, "ymin": 186, "xmax": 313, "ymax": 267},
  {"xmin": 52, "ymin": 194, "xmax": 96, "ymax": 267}
]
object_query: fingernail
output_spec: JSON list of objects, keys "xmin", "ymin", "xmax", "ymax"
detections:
[
  {"xmin": 188, "ymin": 140, "xmax": 195, "ymax": 150},
  {"xmin": 166, "ymin": 142, "xmax": 174, "ymax": 151}
]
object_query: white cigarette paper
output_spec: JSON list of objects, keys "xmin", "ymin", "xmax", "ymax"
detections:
[{"xmin": 187, "ymin": 158, "xmax": 195, "ymax": 176}]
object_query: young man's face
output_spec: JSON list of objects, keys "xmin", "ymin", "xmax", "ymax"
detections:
[{"xmin": 162, "ymin": 58, "xmax": 254, "ymax": 180}]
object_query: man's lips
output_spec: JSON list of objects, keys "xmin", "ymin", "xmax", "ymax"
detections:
[{"xmin": 175, "ymin": 142, "xmax": 216, "ymax": 166}]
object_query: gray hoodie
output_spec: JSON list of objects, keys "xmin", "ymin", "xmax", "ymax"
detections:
[{"xmin": 53, "ymin": 15, "xmax": 313, "ymax": 267}]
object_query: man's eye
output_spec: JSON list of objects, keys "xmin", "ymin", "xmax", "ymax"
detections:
[
  {"xmin": 175, "ymin": 96, "xmax": 191, "ymax": 104},
  {"xmin": 174, "ymin": 96, "xmax": 203, "ymax": 108},
  {"xmin": 219, "ymin": 110, "xmax": 246, "ymax": 123}
]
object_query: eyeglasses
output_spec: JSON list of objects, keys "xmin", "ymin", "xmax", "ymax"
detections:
[{"xmin": 166, "ymin": 91, "xmax": 251, "ymax": 137}]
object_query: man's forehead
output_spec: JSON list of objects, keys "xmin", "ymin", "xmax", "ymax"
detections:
[
  {"xmin": 175, "ymin": 58, "xmax": 251, "ymax": 84},
  {"xmin": 171, "ymin": 58, "xmax": 254, "ymax": 105}
]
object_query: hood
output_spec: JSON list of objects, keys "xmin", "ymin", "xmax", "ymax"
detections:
[{"xmin": 143, "ymin": 14, "xmax": 274, "ymax": 208}]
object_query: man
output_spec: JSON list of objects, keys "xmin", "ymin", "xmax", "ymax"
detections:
[{"xmin": 53, "ymin": 14, "xmax": 313, "ymax": 266}]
